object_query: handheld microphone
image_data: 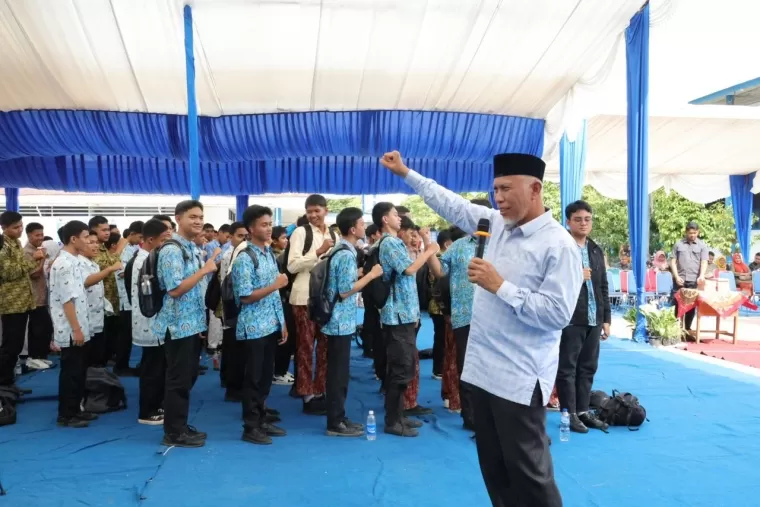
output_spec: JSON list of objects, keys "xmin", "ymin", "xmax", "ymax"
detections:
[{"xmin": 474, "ymin": 219, "xmax": 491, "ymax": 259}]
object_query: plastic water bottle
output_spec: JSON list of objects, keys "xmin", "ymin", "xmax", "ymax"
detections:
[
  {"xmin": 560, "ymin": 409, "xmax": 570, "ymax": 442},
  {"xmin": 366, "ymin": 410, "xmax": 376, "ymax": 441}
]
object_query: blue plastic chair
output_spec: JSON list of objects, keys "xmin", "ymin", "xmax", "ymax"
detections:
[
  {"xmin": 655, "ymin": 271, "xmax": 673, "ymax": 295},
  {"xmin": 607, "ymin": 271, "xmax": 623, "ymax": 309},
  {"xmin": 753, "ymin": 271, "xmax": 760, "ymax": 301},
  {"xmin": 719, "ymin": 270, "xmax": 737, "ymax": 291}
]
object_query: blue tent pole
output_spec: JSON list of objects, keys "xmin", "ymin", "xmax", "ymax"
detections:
[
  {"xmin": 4, "ymin": 188, "xmax": 19, "ymax": 212},
  {"xmin": 235, "ymin": 195, "xmax": 249, "ymax": 221},
  {"xmin": 626, "ymin": 4, "xmax": 650, "ymax": 343},
  {"xmin": 183, "ymin": 5, "xmax": 201, "ymax": 201},
  {"xmin": 559, "ymin": 121, "xmax": 588, "ymax": 224},
  {"xmin": 729, "ymin": 172, "xmax": 756, "ymax": 261}
]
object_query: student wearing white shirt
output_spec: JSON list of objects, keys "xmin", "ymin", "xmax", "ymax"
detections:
[
  {"xmin": 130, "ymin": 219, "xmax": 172, "ymax": 425},
  {"xmin": 49, "ymin": 221, "xmax": 95, "ymax": 428}
]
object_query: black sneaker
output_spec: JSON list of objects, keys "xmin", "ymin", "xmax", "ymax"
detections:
[
  {"xmin": 261, "ymin": 422, "xmax": 287, "ymax": 437},
  {"xmin": 343, "ymin": 418, "xmax": 364, "ymax": 432},
  {"xmin": 76, "ymin": 411, "xmax": 99, "ymax": 422},
  {"xmin": 265, "ymin": 407, "xmax": 280, "ymax": 417},
  {"xmin": 402, "ymin": 417, "xmax": 423, "ymax": 429},
  {"xmin": 162, "ymin": 431, "xmax": 205, "ymax": 448},
  {"xmin": 242, "ymin": 427, "xmax": 272, "ymax": 445},
  {"xmin": 198, "ymin": 364, "xmax": 209, "ymax": 372},
  {"xmin": 187, "ymin": 425, "xmax": 207, "ymax": 439},
  {"xmin": 57, "ymin": 416, "xmax": 89, "ymax": 428},
  {"xmin": 569, "ymin": 413, "xmax": 589, "ymax": 434},
  {"xmin": 264, "ymin": 412, "xmax": 282, "ymax": 424},
  {"xmin": 303, "ymin": 397, "xmax": 327, "ymax": 415},
  {"xmin": 326, "ymin": 421, "xmax": 364, "ymax": 437},
  {"xmin": 404, "ymin": 405, "xmax": 433, "ymax": 416},
  {"xmin": 384, "ymin": 422, "xmax": 418, "ymax": 437},
  {"xmin": 138, "ymin": 413, "xmax": 164, "ymax": 426},
  {"xmin": 579, "ymin": 412, "xmax": 609, "ymax": 431}
]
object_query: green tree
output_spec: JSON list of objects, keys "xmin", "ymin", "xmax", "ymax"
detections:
[
  {"xmin": 326, "ymin": 197, "xmax": 362, "ymax": 214},
  {"xmin": 400, "ymin": 192, "xmax": 489, "ymax": 229},
  {"xmin": 581, "ymin": 186, "xmax": 629, "ymax": 254},
  {"xmin": 543, "ymin": 181, "xmax": 561, "ymax": 222}
]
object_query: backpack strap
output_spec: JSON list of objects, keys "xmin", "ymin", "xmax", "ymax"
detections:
[
  {"xmin": 326, "ymin": 244, "xmax": 351, "ymax": 303},
  {"xmin": 302, "ymin": 225, "xmax": 313, "ymax": 255}
]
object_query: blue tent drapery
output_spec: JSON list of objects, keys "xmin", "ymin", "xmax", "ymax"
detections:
[
  {"xmin": 0, "ymin": 110, "xmax": 544, "ymax": 195},
  {"xmin": 559, "ymin": 121, "xmax": 588, "ymax": 223},
  {"xmin": 4, "ymin": 187, "xmax": 19, "ymax": 212},
  {"xmin": 626, "ymin": 4, "xmax": 650, "ymax": 343},
  {"xmin": 184, "ymin": 5, "xmax": 201, "ymax": 200},
  {"xmin": 235, "ymin": 195, "xmax": 249, "ymax": 222},
  {"xmin": 729, "ymin": 172, "xmax": 756, "ymax": 261}
]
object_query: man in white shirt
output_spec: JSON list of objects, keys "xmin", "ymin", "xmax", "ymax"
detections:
[
  {"xmin": 49, "ymin": 221, "xmax": 95, "ymax": 429},
  {"xmin": 382, "ymin": 151, "xmax": 582, "ymax": 507},
  {"xmin": 286, "ymin": 194, "xmax": 336, "ymax": 415}
]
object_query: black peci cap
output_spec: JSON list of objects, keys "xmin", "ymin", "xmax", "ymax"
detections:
[{"xmin": 493, "ymin": 153, "xmax": 546, "ymax": 181}]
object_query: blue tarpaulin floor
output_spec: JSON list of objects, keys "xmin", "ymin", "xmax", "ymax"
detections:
[{"xmin": 2, "ymin": 318, "xmax": 760, "ymax": 507}]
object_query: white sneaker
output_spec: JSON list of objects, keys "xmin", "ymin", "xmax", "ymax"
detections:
[
  {"xmin": 284, "ymin": 371, "xmax": 295, "ymax": 381},
  {"xmin": 273, "ymin": 375, "xmax": 294, "ymax": 385},
  {"xmin": 26, "ymin": 358, "xmax": 50, "ymax": 370},
  {"xmin": 41, "ymin": 359, "xmax": 53, "ymax": 366},
  {"xmin": 431, "ymin": 373, "xmax": 442, "ymax": 380},
  {"xmin": 443, "ymin": 399, "xmax": 450, "ymax": 409},
  {"xmin": 138, "ymin": 413, "xmax": 164, "ymax": 426}
]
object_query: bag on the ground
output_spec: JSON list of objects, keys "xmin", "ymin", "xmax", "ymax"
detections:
[
  {"xmin": 137, "ymin": 239, "xmax": 188, "ymax": 318},
  {"xmin": 83, "ymin": 367, "xmax": 127, "ymax": 414},
  {"xmin": 123, "ymin": 250, "xmax": 140, "ymax": 306},
  {"xmin": 0, "ymin": 386, "xmax": 19, "ymax": 426},
  {"xmin": 281, "ymin": 225, "xmax": 337, "ymax": 300},
  {"xmin": 308, "ymin": 245, "xmax": 349, "ymax": 326},
  {"xmin": 592, "ymin": 389, "xmax": 647, "ymax": 430},
  {"xmin": 361, "ymin": 236, "xmax": 396, "ymax": 310}
]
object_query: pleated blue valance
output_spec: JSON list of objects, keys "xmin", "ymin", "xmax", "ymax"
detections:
[{"xmin": 0, "ymin": 109, "xmax": 544, "ymax": 195}]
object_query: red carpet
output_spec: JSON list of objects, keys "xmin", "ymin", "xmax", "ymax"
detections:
[{"xmin": 685, "ymin": 339, "xmax": 760, "ymax": 368}]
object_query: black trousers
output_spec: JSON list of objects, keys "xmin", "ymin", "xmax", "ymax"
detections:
[
  {"xmin": 139, "ymin": 345, "xmax": 166, "ymax": 419},
  {"xmin": 103, "ymin": 315, "xmax": 120, "ymax": 365},
  {"xmin": 383, "ymin": 324, "xmax": 416, "ymax": 427},
  {"xmin": 374, "ymin": 315, "xmax": 387, "ymax": 384},
  {"xmin": 0, "ymin": 312, "xmax": 31, "ymax": 386},
  {"xmin": 431, "ymin": 314, "xmax": 445, "ymax": 376},
  {"xmin": 673, "ymin": 280, "xmax": 698, "ymax": 330},
  {"xmin": 221, "ymin": 327, "xmax": 244, "ymax": 392},
  {"xmin": 557, "ymin": 324, "xmax": 601, "ymax": 414},
  {"xmin": 58, "ymin": 341, "xmax": 89, "ymax": 419},
  {"xmin": 242, "ymin": 333, "xmax": 278, "ymax": 430},
  {"xmin": 453, "ymin": 325, "xmax": 475, "ymax": 428},
  {"xmin": 28, "ymin": 306, "xmax": 52, "ymax": 359},
  {"xmin": 88, "ymin": 332, "xmax": 106, "ymax": 368},
  {"xmin": 163, "ymin": 333, "xmax": 200, "ymax": 436},
  {"xmin": 473, "ymin": 383, "xmax": 562, "ymax": 507},
  {"xmin": 115, "ymin": 311, "xmax": 133, "ymax": 370},
  {"xmin": 274, "ymin": 302, "xmax": 296, "ymax": 376},
  {"xmin": 325, "ymin": 334, "xmax": 352, "ymax": 428}
]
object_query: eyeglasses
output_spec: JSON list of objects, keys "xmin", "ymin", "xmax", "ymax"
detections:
[{"xmin": 571, "ymin": 217, "xmax": 593, "ymax": 223}]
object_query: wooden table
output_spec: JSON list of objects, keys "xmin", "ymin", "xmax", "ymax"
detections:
[{"xmin": 693, "ymin": 300, "xmax": 738, "ymax": 344}]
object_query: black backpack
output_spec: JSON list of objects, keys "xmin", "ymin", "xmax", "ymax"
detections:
[
  {"xmin": 361, "ymin": 236, "xmax": 396, "ymax": 310},
  {"xmin": 221, "ymin": 247, "xmax": 276, "ymax": 328},
  {"xmin": 416, "ymin": 263, "xmax": 431, "ymax": 311},
  {"xmin": 137, "ymin": 239, "xmax": 189, "ymax": 318},
  {"xmin": 205, "ymin": 270, "xmax": 222, "ymax": 311},
  {"xmin": 282, "ymin": 225, "xmax": 337, "ymax": 299},
  {"xmin": 308, "ymin": 245, "xmax": 349, "ymax": 327},
  {"xmin": 0, "ymin": 386, "xmax": 19, "ymax": 427},
  {"xmin": 83, "ymin": 367, "xmax": 127, "ymax": 414},
  {"xmin": 591, "ymin": 390, "xmax": 647, "ymax": 430},
  {"xmin": 123, "ymin": 250, "xmax": 140, "ymax": 306}
]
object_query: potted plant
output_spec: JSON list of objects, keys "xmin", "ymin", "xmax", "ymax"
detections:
[{"xmin": 623, "ymin": 304, "xmax": 684, "ymax": 347}]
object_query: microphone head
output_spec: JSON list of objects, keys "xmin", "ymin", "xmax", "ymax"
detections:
[{"xmin": 477, "ymin": 218, "xmax": 491, "ymax": 233}]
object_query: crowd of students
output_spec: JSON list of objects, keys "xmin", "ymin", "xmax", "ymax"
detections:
[{"xmin": 0, "ymin": 189, "xmax": 491, "ymax": 446}]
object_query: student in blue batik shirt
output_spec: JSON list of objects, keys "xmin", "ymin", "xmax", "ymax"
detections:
[
  {"xmin": 425, "ymin": 198, "xmax": 492, "ymax": 432},
  {"xmin": 557, "ymin": 200, "xmax": 611, "ymax": 435},
  {"xmin": 321, "ymin": 207, "xmax": 384, "ymax": 438},
  {"xmin": 153, "ymin": 200, "xmax": 220, "ymax": 449},
  {"xmin": 231, "ymin": 205, "xmax": 289, "ymax": 446},
  {"xmin": 372, "ymin": 202, "xmax": 439, "ymax": 437}
]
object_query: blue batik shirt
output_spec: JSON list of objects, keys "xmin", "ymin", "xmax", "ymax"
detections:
[
  {"xmin": 152, "ymin": 234, "xmax": 207, "ymax": 340},
  {"xmin": 378, "ymin": 233, "xmax": 420, "ymax": 326},
  {"xmin": 580, "ymin": 242, "xmax": 597, "ymax": 327},
  {"xmin": 232, "ymin": 242, "xmax": 285, "ymax": 340},
  {"xmin": 321, "ymin": 240, "xmax": 358, "ymax": 337},
  {"xmin": 440, "ymin": 236, "xmax": 477, "ymax": 330}
]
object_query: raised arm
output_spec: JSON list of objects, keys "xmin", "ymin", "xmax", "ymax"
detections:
[
  {"xmin": 495, "ymin": 244, "xmax": 583, "ymax": 332},
  {"xmin": 380, "ymin": 151, "xmax": 499, "ymax": 235}
]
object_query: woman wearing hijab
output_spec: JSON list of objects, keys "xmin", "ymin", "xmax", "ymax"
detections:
[
  {"xmin": 653, "ymin": 251, "xmax": 669, "ymax": 271},
  {"xmin": 731, "ymin": 252, "xmax": 753, "ymax": 296}
]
